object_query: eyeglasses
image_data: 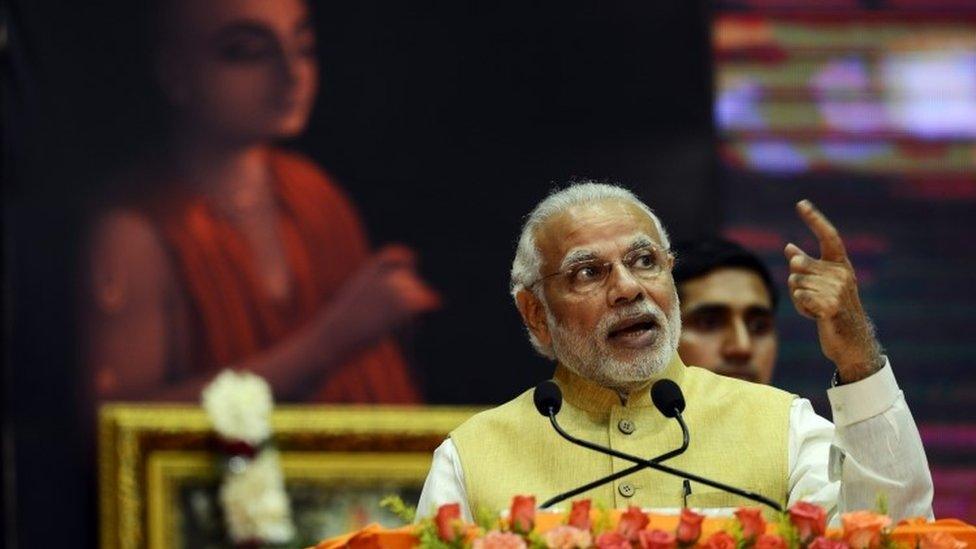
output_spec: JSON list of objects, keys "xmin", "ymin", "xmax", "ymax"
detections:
[{"xmin": 528, "ymin": 245, "xmax": 674, "ymax": 295}]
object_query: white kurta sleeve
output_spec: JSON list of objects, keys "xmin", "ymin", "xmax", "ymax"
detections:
[
  {"xmin": 416, "ymin": 438, "xmax": 473, "ymax": 522},
  {"xmin": 787, "ymin": 358, "xmax": 934, "ymax": 522}
]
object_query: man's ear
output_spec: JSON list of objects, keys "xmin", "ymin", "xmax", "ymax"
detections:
[{"xmin": 515, "ymin": 289, "xmax": 552, "ymax": 350}]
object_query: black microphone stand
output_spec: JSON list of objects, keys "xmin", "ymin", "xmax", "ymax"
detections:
[
  {"xmin": 543, "ymin": 407, "xmax": 782, "ymax": 512},
  {"xmin": 540, "ymin": 411, "xmax": 689, "ymax": 508}
]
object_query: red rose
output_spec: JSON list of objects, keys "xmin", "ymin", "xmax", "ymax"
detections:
[
  {"xmin": 510, "ymin": 495, "xmax": 536, "ymax": 534},
  {"xmin": 676, "ymin": 508, "xmax": 704, "ymax": 546},
  {"xmin": 638, "ymin": 529, "xmax": 677, "ymax": 549},
  {"xmin": 568, "ymin": 500, "xmax": 592, "ymax": 530},
  {"xmin": 435, "ymin": 503, "xmax": 461, "ymax": 542},
  {"xmin": 808, "ymin": 536, "xmax": 851, "ymax": 549},
  {"xmin": 704, "ymin": 531, "xmax": 737, "ymax": 549},
  {"xmin": 597, "ymin": 532, "xmax": 632, "ymax": 549},
  {"xmin": 617, "ymin": 506, "xmax": 650, "ymax": 540},
  {"xmin": 789, "ymin": 502, "xmax": 827, "ymax": 541},
  {"xmin": 735, "ymin": 508, "xmax": 767, "ymax": 542},
  {"xmin": 754, "ymin": 534, "xmax": 787, "ymax": 549}
]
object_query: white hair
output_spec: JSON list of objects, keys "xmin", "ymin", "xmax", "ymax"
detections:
[{"xmin": 510, "ymin": 181, "xmax": 672, "ymax": 358}]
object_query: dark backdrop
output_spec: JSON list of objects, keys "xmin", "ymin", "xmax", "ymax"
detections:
[
  {"xmin": 3, "ymin": 1, "xmax": 715, "ymax": 546},
  {"xmin": 304, "ymin": 3, "xmax": 716, "ymax": 403}
]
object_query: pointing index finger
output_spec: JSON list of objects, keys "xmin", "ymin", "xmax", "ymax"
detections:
[{"xmin": 796, "ymin": 199, "xmax": 847, "ymax": 262}]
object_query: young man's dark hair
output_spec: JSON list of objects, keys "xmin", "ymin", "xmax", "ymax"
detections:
[{"xmin": 672, "ymin": 237, "xmax": 778, "ymax": 308}]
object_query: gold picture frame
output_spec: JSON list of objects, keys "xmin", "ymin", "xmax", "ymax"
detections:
[{"xmin": 99, "ymin": 404, "xmax": 482, "ymax": 549}]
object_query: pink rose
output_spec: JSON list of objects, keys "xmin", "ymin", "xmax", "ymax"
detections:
[
  {"xmin": 705, "ymin": 531, "xmax": 738, "ymax": 549},
  {"xmin": 638, "ymin": 529, "xmax": 677, "ymax": 549},
  {"xmin": 510, "ymin": 495, "xmax": 536, "ymax": 534},
  {"xmin": 597, "ymin": 532, "xmax": 632, "ymax": 549},
  {"xmin": 677, "ymin": 508, "xmax": 705, "ymax": 546},
  {"xmin": 435, "ymin": 503, "xmax": 461, "ymax": 542},
  {"xmin": 841, "ymin": 511, "xmax": 892, "ymax": 549},
  {"xmin": 789, "ymin": 502, "xmax": 828, "ymax": 541},
  {"xmin": 617, "ymin": 506, "xmax": 650, "ymax": 540},
  {"xmin": 808, "ymin": 536, "xmax": 851, "ymax": 549},
  {"xmin": 754, "ymin": 534, "xmax": 787, "ymax": 549},
  {"xmin": 474, "ymin": 531, "xmax": 528, "ymax": 549},
  {"xmin": 919, "ymin": 532, "xmax": 967, "ymax": 549},
  {"xmin": 568, "ymin": 500, "xmax": 592, "ymax": 531},
  {"xmin": 735, "ymin": 508, "xmax": 766, "ymax": 542},
  {"xmin": 544, "ymin": 525, "xmax": 593, "ymax": 549}
]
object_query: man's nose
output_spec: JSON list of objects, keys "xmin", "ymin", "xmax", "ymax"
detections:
[
  {"xmin": 606, "ymin": 264, "xmax": 644, "ymax": 306},
  {"xmin": 722, "ymin": 318, "xmax": 753, "ymax": 364}
]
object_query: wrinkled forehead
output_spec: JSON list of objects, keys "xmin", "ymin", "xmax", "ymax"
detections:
[{"xmin": 535, "ymin": 199, "xmax": 664, "ymax": 270}]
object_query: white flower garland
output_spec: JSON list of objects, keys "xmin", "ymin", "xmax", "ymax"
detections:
[{"xmin": 202, "ymin": 370, "xmax": 295, "ymax": 545}]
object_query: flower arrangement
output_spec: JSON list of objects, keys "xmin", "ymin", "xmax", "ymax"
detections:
[
  {"xmin": 386, "ymin": 497, "xmax": 966, "ymax": 549},
  {"xmin": 203, "ymin": 369, "xmax": 295, "ymax": 546}
]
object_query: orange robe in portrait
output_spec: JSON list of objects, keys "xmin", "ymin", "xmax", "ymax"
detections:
[{"xmin": 148, "ymin": 149, "xmax": 419, "ymax": 403}]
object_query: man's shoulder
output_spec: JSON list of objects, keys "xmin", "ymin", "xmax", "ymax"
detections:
[
  {"xmin": 451, "ymin": 387, "xmax": 539, "ymax": 438},
  {"xmin": 683, "ymin": 365, "xmax": 796, "ymax": 404}
]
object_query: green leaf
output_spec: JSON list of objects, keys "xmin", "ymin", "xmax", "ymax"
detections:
[
  {"xmin": 417, "ymin": 520, "xmax": 458, "ymax": 549},
  {"xmin": 875, "ymin": 493, "xmax": 890, "ymax": 517},
  {"xmin": 380, "ymin": 495, "xmax": 417, "ymax": 524},
  {"xmin": 474, "ymin": 505, "xmax": 500, "ymax": 532},
  {"xmin": 526, "ymin": 530, "xmax": 548, "ymax": 549},
  {"xmin": 773, "ymin": 511, "xmax": 801, "ymax": 549},
  {"xmin": 592, "ymin": 502, "xmax": 612, "ymax": 535}
]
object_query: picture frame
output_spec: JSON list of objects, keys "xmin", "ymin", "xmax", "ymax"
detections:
[{"xmin": 99, "ymin": 404, "xmax": 482, "ymax": 549}]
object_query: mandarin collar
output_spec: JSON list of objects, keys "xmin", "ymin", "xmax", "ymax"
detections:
[{"xmin": 552, "ymin": 352, "xmax": 687, "ymax": 415}]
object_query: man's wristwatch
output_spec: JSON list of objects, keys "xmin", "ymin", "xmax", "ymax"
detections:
[
  {"xmin": 831, "ymin": 355, "xmax": 885, "ymax": 387},
  {"xmin": 831, "ymin": 369, "xmax": 843, "ymax": 388}
]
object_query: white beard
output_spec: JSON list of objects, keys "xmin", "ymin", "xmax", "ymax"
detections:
[{"xmin": 546, "ymin": 291, "xmax": 682, "ymax": 393}]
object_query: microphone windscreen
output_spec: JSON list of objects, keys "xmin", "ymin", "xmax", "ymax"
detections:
[
  {"xmin": 533, "ymin": 380, "xmax": 563, "ymax": 416},
  {"xmin": 651, "ymin": 379, "xmax": 685, "ymax": 418}
]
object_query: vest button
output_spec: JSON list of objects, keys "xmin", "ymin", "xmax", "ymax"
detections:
[
  {"xmin": 618, "ymin": 419, "xmax": 636, "ymax": 435},
  {"xmin": 618, "ymin": 482, "xmax": 636, "ymax": 498}
]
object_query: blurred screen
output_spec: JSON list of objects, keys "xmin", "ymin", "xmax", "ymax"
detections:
[
  {"xmin": 713, "ymin": 5, "xmax": 976, "ymax": 520},
  {"xmin": 715, "ymin": 13, "xmax": 976, "ymax": 175}
]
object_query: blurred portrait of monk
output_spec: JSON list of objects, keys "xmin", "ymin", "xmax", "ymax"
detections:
[{"xmin": 81, "ymin": 0, "xmax": 439, "ymax": 402}]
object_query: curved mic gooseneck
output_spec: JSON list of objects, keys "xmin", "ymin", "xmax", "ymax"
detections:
[
  {"xmin": 535, "ymin": 381, "xmax": 783, "ymax": 512},
  {"xmin": 539, "ymin": 379, "xmax": 690, "ymax": 509},
  {"xmin": 539, "ymin": 411, "xmax": 688, "ymax": 508}
]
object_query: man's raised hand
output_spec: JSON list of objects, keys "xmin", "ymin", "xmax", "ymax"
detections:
[{"xmin": 784, "ymin": 200, "xmax": 883, "ymax": 383}]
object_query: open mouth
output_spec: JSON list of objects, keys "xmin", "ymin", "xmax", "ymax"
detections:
[{"xmin": 606, "ymin": 315, "xmax": 660, "ymax": 347}]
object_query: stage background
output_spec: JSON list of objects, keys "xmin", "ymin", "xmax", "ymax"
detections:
[{"xmin": 2, "ymin": 0, "xmax": 973, "ymax": 546}]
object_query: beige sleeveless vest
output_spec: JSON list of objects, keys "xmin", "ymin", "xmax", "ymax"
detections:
[{"xmin": 451, "ymin": 353, "xmax": 794, "ymax": 516}]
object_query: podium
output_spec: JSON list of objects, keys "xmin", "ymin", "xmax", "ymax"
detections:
[{"xmin": 311, "ymin": 513, "xmax": 976, "ymax": 549}]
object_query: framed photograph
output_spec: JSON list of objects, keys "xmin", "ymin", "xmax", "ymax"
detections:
[{"xmin": 99, "ymin": 404, "xmax": 482, "ymax": 549}]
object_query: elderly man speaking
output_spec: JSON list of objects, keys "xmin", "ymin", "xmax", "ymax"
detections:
[{"xmin": 417, "ymin": 183, "xmax": 932, "ymax": 522}]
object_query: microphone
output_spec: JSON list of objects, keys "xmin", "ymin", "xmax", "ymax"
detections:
[
  {"xmin": 652, "ymin": 378, "xmax": 685, "ymax": 418},
  {"xmin": 533, "ymin": 380, "xmax": 562, "ymax": 416},
  {"xmin": 539, "ymin": 379, "xmax": 689, "ymax": 508},
  {"xmin": 533, "ymin": 380, "xmax": 782, "ymax": 512}
]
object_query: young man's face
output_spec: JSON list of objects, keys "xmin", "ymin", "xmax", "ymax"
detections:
[{"xmin": 677, "ymin": 267, "xmax": 777, "ymax": 384}]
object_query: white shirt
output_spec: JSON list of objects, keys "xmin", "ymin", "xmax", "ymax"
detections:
[{"xmin": 416, "ymin": 360, "xmax": 934, "ymax": 523}]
